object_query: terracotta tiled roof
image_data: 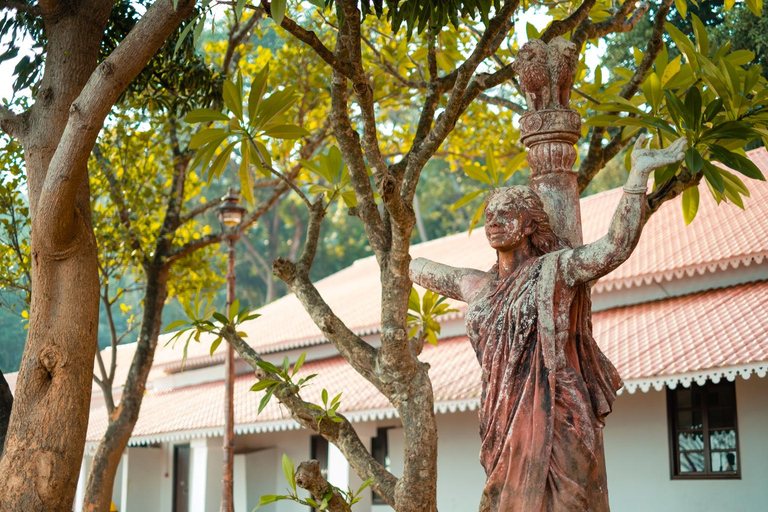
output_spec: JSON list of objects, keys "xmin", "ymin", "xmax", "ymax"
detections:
[
  {"xmin": 153, "ymin": 148, "xmax": 768, "ymax": 370},
  {"xmin": 86, "ymin": 279, "xmax": 768, "ymax": 442}
]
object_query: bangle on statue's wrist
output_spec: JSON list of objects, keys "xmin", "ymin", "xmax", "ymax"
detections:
[{"xmin": 623, "ymin": 184, "xmax": 648, "ymax": 194}]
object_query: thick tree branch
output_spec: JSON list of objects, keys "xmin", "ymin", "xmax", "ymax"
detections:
[
  {"xmin": 330, "ymin": 48, "xmax": 388, "ymax": 254},
  {"xmin": 257, "ymin": 5, "xmax": 355, "ymax": 78},
  {"xmin": 271, "ymin": 203, "xmax": 378, "ymax": 382},
  {"xmin": 0, "ymin": 106, "xmax": 25, "ymax": 140},
  {"xmin": 37, "ymin": 0, "xmax": 197, "ymax": 246},
  {"xmin": 221, "ymin": 326, "xmax": 397, "ymax": 506},
  {"xmin": 645, "ymin": 168, "xmax": 701, "ymax": 221},
  {"xmin": 296, "ymin": 460, "xmax": 349, "ymax": 512},
  {"xmin": 541, "ymin": 0, "xmax": 596, "ymax": 42},
  {"xmin": 338, "ymin": 0, "xmax": 410, "ymax": 231}
]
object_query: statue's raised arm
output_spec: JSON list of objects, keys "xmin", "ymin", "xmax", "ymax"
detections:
[{"xmin": 562, "ymin": 135, "xmax": 687, "ymax": 287}]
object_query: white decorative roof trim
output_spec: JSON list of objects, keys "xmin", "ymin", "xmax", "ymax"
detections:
[
  {"xmin": 618, "ymin": 361, "xmax": 768, "ymax": 394},
  {"xmin": 594, "ymin": 252, "xmax": 767, "ymax": 293}
]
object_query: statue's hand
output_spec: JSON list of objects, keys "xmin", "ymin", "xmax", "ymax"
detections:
[{"xmin": 629, "ymin": 134, "xmax": 687, "ymax": 177}]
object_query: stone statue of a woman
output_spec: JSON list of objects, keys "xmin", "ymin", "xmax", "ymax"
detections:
[{"xmin": 409, "ymin": 135, "xmax": 687, "ymax": 512}]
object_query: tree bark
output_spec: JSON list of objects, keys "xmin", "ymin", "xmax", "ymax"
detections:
[
  {"xmin": 0, "ymin": 0, "xmax": 196, "ymax": 508},
  {"xmin": 82, "ymin": 263, "xmax": 170, "ymax": 512},
  {"xmin": 0, "ymin": 1, "xmax": 112, "ymax": 508}
]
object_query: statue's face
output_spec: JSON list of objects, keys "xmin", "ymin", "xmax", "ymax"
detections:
[{"xmin": 485, "ymin": 194, "xmax": 527, "ymax": 252}]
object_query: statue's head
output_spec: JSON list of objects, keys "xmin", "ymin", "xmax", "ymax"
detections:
[{"xmin": 485, "ymin": 186, "xmax": 565, "ymax": 256}]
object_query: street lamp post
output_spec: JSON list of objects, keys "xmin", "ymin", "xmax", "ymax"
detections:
[{"xmin": 216, "ymin": 187, "xmax": 246, "ymax": 512}]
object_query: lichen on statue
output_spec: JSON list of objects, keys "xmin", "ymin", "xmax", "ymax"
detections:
[{"xmin": 409, "ymin": 135, "xmax": 687, "ymax": 511}]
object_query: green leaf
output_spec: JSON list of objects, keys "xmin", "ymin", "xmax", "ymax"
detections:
[
  {"xmin": 322, "ymin": 388, "xmax": 328, "ymax": 405},
  {"xmin": 256, "ymin": 88, "xmax": 298, "ymax": 130},
  {"xmin": 175, "ymin": 17, "xmax": 198, "ymax": 56},
  {"xmin": 250, "ymin": 379, "xmax": 279, "ymax": 391},
  {"xmin": 223, "ymin": 80, "xmax": 243, "ymax": 120},
  {"xmin": 708, "ymin": 145, "xmax": 766, "ymax": 180},
  {"xmin": 682, "ymin": 185, "xmax": 700, "ymax": 225},
  {"xmin": 235, "ymin": 0, "xmax": 246, "ymax": 20},
  {"xmin": 262, "ymin": 124, "xmax": 310, "ymax": 139},
  {"xmin": 703, "ymin": 98, "xmax": 724, "ymax": 123},
  {"xmin": 257, "ymin": 360, "xmax": 280, "ymax": 373},
  {"xmin": 675, "ymin": 0, "xmax": 687, "ymax": 20},
  {"xmin": 684, "ymin": 87, "xmax": 702, "ymax": 132},
  {"xmin": 255, "ymin": 495, "xmax": 284, "ymax": 509},
  {"xmin": 702, "ymin": 160, "xmax": 725, "ymax": 193},
  {"xmin": 685, "ymin": 147, "xmax": 703, "ymax": 174},
  {"xmin": 293, "ymin": 352, "xmax": 306, "ymax": 376},
  {"xmin": 165, "ymin": 319, "xmax": 189, "ymax": 332},
  {"xmin": 666, "ymin": 23, "xmax": 697, "ymax": 68},
  {"xmin": 239, "ymin": 142, "xmax": 255, "ymax": 204},
  {"xmin": 691, "ymin": 14, "xmax": 709, "ymax": 55},
  {"xmin": 248, "ymin": 65, "xmax": 270, "ymax": 124},
  {"xmin": 258, "ymin": 385, "xmax": 276, "ymax": 414},
  {"xmin": 207, "ymin": 141, "xmax": 237, "ymax": 182},
  {"xmin": 746, "ymin": 0, "xmax": 762, "ymax": 16},
  {"xmin": 525, "ymin": 22, "xmax": 539, "ymax": 40},
  {"xmin": 408, "ymin": 287, "xmax": 421, "ymax": 314},
  {"xmin": 209, "ymin": 337, "xmax": 223, "ymax": 355},
  {"xmin": 468, "ymin": 201, "xmax": 485, "ymax": 234},
  {"xmin": 189, "ymin": 128, "xmax": 228, "ymax": 150},
  {"xmin": 228, "ymin": 298, "xmax": 240, "ymax": 323},
  {"xmin": 212, "ymin": 312, "xmax": 229, "ymax": 325},
  {"xmin": 643, "ymin": 72, "xmax": 662, "ymax": 113},
  {"xmin": 271, "ymin": 0, "xmax": 287, "ymax": 25},
  {"xmin": 282, "ymin": 454, "xmax": 296, "ymax": 492}
]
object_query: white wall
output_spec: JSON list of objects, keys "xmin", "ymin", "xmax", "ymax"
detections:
[
  {"xmin": 234, "ymin": 447, "xmax": 278, "ymax": 512},
  {"xmin": 605, "ymin": 377, "xmax": 768, "ymax": 512},
  {"xmin": 371, "ymin": 413, "xmax": 487, "ymax": 512},
  {"xmin": 123, "ymin": 446, "xmax": 164, "ymax": 512}
]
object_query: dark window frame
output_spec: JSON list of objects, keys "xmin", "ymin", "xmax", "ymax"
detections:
[{"xmin": 666, "ymin": 380, "xmax": 741, "ymax": 480}]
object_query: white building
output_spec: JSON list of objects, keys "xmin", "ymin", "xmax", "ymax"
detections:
[{"xmin": 72, "ymin": 148, "xmax": 768, "ymax": 512}]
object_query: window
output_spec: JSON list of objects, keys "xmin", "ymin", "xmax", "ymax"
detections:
[
  {"xmin": 371, "ymin": 427, "xmax": 393, "ymax": 505},
  {"xmin": 667, "ymin": 381, "xmax": 740, "ymax": 478}
]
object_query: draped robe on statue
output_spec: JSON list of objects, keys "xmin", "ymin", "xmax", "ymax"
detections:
[{"xmin": 465, "ymin": 250, "xmax": 623, "ymax": 512}]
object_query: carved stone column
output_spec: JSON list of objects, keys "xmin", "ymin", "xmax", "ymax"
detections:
[
  {"xmin": 521, "ymin": 109, "xmax": 583, "ymax": 247},
  {"xmin": 515, "ymin": 37, "xmax": 583, "ymax": 247}
]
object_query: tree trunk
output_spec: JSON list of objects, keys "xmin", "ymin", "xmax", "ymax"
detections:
[
  {"xmin": 0, "ymin": 185, "xmax": 101, "ymax": 511},
  {"xmin": 0, "ymin": 3, "xmax": 112, "ymax": 509},
  {"xmin": 82, "ymin": 264, "xmax": 170, "ymax": 512}
]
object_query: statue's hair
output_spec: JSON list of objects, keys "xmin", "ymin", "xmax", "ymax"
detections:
[{"xmin": 486, "ymin": 186, "xmax": 569, "ymax": 257}]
